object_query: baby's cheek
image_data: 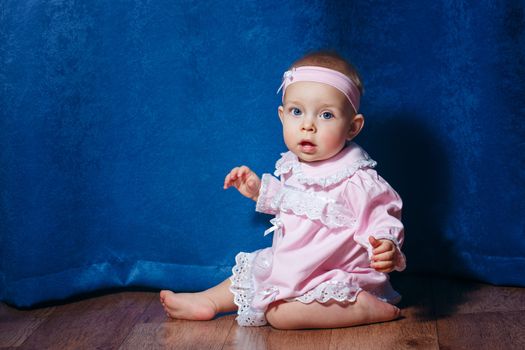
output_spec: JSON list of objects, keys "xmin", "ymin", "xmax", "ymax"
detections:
[
  {"xmin": 282, "ymin": 128, "xmax": 297, "ymax": 147},
  {"xmin": 320, "ymin": 133, "xmax": 345, "ymax": 152}
]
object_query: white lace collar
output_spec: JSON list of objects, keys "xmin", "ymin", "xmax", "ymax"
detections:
[{"xmin": 274, "ymin": 143, "xmax": 377, "ymax": 188}]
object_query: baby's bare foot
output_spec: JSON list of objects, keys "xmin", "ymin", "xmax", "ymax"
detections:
[
  {"xmin": 355, "ymin": 291, "xmax": 401, "ymax": 324},
  {"xmin": 159, "ymin": 290, "xmax": 218, "ymax": 321}
]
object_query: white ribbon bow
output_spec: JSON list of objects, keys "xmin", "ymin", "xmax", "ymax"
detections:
[{"xmin": 263, "ymin": 217, "xmax": 283, "ymax": 236}]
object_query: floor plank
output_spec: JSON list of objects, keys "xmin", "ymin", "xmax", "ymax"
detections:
[
  {"xmin": 16, "ymin": 292, "xmax": 152, "ymax": 350},
  {"xmin": 0, "ymin": 304, "xmax": 55, "ymax": 348},
  {"xmin": 436, "ymin": 310, "xmax": 525, "ymax": 350},
  {"xmin": 222, "ymin": 324, "xmax": 271, "ymax": 350},
  {"xmin": 265, "ymin": 328, "xmax": 332, "ymax": 350},
  {"xmin": 432, "ymin": 277, "xmax": 525, "ymax": 316},
  {"xmin": 330, "ymin": 319, "xmax": 438, "ymax": 350},
  {"xmin": 136, "ymin": 292, "xmax": 169, "ymax": 324},
  {"xmin": 119, "ymin": 315, "xmax": 235, "ymax": 350}
]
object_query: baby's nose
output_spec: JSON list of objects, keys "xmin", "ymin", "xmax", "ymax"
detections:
[{"xmin": 301, "ymin": 118, "xmax": 316, "ymax": 132}]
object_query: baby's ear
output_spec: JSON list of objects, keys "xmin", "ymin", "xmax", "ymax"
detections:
[
  {"xmin": 347, "ymin": 114, "xmax": 365, "ymax": 140},
  {"xmin": 278, "ymin": 105, "xmax": 284, "ymax": 123}
]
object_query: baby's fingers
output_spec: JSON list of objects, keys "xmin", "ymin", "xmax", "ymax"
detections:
[
  {"xmin": 370, "ymin": 260, "xmax": 394, "ymax": 272},
  {"xmin": 224, "ymin": 166, "xmax": 255, "ymax": 189},
  {"xmin": 372, "ymin": 240, "xmax": 396, "ymax": 255},
  {"xmin": 369, "ymin": 236, "xmax": 382, "ymax": 249},
  {"xmin": 237, "ymin": 166, "xmax": 253, "ymax": 179},
  {"xmin": 224, "ymin": 167, "xmax": 241, "ymax": 189},
  {"xmin": 372, "ymin": 250, "xmax": 395, "ymax": 262}
]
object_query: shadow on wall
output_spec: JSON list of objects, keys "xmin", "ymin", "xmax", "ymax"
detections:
[{"xmin": 366, "ymin": 111, "xmax": 479, "ymax": 318}]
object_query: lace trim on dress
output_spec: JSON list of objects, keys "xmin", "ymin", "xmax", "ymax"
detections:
[
  {"xmin": 229, "ymin": 253, "xmax": 268, "ymax": 327},
  {"xmin": 270, "ymin": 186, "xmax": 356, "ymax": 228},
  {"xmin": 287, "ymin": 280, "xmax": 362, "ymax": 304},
  {"xmin": 255, "ymin": 173, "xmax": 275, "ymax": 214},
  {"xmin": 296, "ymin": 159, "xmax": 377, "ymax": 188},
  {"xmin": 274, "ymin": 152, "xmax": 377, "ymax": 188},
  {"xmin": 274, "ymin": 152, "xmax": 299, "ymax": 177}
]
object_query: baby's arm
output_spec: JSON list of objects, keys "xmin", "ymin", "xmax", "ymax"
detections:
[
  {"xmin": 224, "ymin": 166, "xmax": 261, "ymax": 201},
  {"xmin": 345, "ymin": 170, "xmax": 406, "ymax": 273}
]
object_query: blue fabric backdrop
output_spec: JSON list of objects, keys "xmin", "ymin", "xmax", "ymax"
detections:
[{"xmin": 1, "ymin": 0, "xmax": 524, "ymax": 307}]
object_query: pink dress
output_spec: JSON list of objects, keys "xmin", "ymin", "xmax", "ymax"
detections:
[{"xmin": 229, "ymin": 142, "xmax": 406, "ymax": 326}]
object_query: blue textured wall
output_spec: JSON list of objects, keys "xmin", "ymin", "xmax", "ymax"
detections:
[{"xmin": 1, "ymin": 1, "xmax": 524, "ymax": 307}]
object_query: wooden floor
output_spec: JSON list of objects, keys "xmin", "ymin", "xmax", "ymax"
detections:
[{"xmin": 1, "ymin": 274, "xmax": 524, "ymax": 349}]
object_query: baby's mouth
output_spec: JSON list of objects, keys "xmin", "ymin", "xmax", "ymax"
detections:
[{"xmin": 299, "ymin": 140, "xmax": 317, "ymax": 153}]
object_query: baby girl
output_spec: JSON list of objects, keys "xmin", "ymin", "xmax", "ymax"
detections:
[{"xmin": 160, "ymin": 51, "xmax": 406, "ymax": 330}]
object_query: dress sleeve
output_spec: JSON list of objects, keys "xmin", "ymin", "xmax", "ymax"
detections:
[
  {"xmin": 255, "ymin": 173, "xmax": 282, "ymax": 215},
  {"xmin": 344, "ymin": 169, "xmax": 406, "ymax": 272}
]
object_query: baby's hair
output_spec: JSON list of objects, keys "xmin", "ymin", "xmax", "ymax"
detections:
[{"xmin": 291, "ymin": 50, "xmax": 364, "ymax": 96}]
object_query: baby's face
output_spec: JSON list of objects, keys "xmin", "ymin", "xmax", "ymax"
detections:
[{"xmin": 278, "ymin": 81, "xmax": 358, "ymax": 162}]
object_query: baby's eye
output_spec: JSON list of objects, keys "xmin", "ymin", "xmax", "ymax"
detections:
[
  {"xmin": 291, "ymin": 107, "xmax": 302, "ymax": 116},
  {"xmin": 320, "ymin": 112, "xmax": 334, "ymax": 120}
]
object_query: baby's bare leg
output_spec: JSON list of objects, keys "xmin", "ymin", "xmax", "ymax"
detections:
[
  {"xmin": 160, "ymin": 278, "xmax": 236, "ymax": 321},
  {"xmin": 265, "ymin": 291, "xmax": 400, "ymax": 330}
]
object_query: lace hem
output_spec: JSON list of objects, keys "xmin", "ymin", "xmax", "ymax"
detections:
[
  {"xmin": 229, "ymin": 253, "xmax": 268, "ymax": 327},
  {"xmin": 286, "ymin": 280, "xmax": 362, "ymax": 304},
  {"xmin": 270, "ymin": 186, "xmax": 356, "ymax": 228}
]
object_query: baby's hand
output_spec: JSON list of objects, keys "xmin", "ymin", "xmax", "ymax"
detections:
[
  {"xmin": 223, "ymin": 166, "xmax": 261, "ymax": 201},
  {"xmin": 369, "ymin": 236, "xmax": 398, "ymax": 273}
]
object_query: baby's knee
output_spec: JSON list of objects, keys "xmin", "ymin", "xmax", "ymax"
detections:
[
  {"xmin": 265, "ymin": 308, "xmax": 288, "ymax": 330},
  {"xmin": 265, "ymin": 302, "xmax": 296, "ymax": 330}
]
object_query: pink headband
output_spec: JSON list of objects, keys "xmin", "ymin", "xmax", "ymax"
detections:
[{"xmin": 277, "ymin": 66, "xmax": 361, "ymax": 113}]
